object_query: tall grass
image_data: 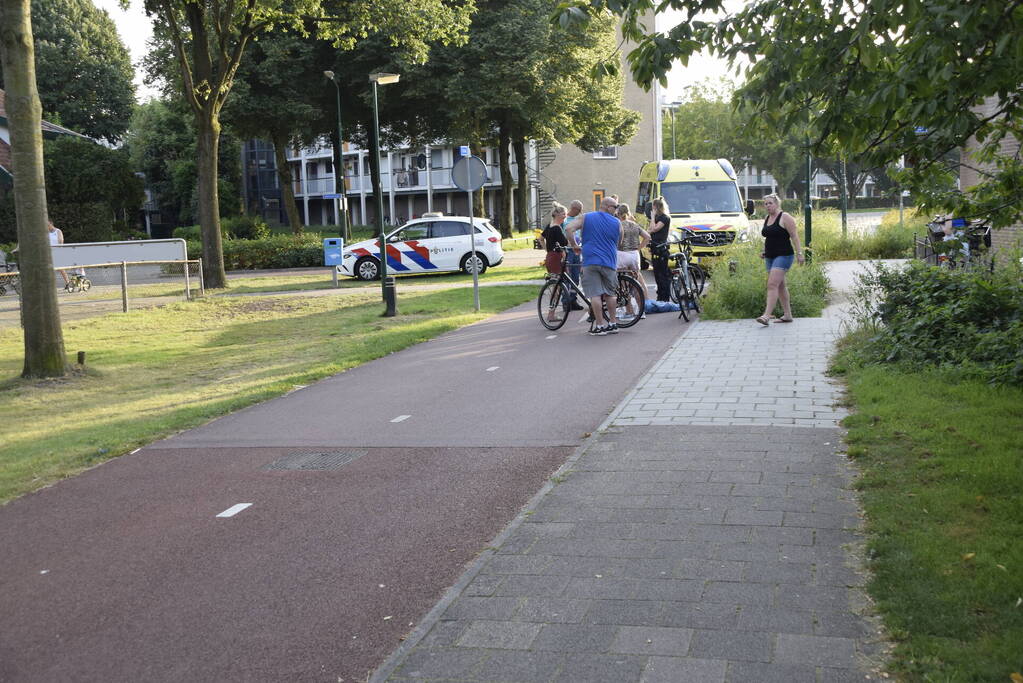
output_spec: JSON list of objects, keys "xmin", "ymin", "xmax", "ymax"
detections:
[
  {"xmin": 807, "ymin": 209, "xmax": 927, "ymax": 260},
  {"xmin": 699, "ymin": 241, "xmax": 830, "ymax": 319}
]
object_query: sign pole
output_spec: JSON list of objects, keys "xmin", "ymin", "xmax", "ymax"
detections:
[{"xmin": 451, "ymin": 147, "xmax": 488, "ymax": 313}]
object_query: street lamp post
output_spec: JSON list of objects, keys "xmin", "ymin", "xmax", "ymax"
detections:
[
  {"xmin": 323, "ymin": 71, "xmax": 350, "ymax": 241},
  {"xmin": 369, "ymin": 72, "xmax": 400, "ymax": 316}
]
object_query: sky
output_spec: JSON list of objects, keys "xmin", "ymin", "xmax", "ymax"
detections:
[{"xmin": 91, "ymin": 0, "xmax": 744, "ymax": 104}]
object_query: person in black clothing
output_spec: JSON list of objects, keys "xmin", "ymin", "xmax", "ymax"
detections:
[
  {"xmin": 648, "ymin": 197, "xmax": 672, "ymax": 301},
  {"xmin": 756, "ymin": 193, "xmax": 804, "ymax": 325},
  {"xmin": 539, "ymin": 202, "xmax": 584, "ymax": 311}
]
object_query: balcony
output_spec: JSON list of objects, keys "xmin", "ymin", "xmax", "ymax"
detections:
[{"xmin": 292, "ymin": 165, "xmax": 513, "ymax": 197}]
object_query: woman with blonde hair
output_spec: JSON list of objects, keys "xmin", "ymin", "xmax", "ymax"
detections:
[
  {"xmin": 615, "ymin": 203, "xmax": 650, "ymax": 281},
  {"xmin": 648, "ymin": 196, "xmax": 672, "ymax": 301},
  {"xmin": 756, "ymin": 193, "xmax": 804, "ymax": 325}
]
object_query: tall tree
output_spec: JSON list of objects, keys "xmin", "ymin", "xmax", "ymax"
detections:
[
  {"xmin": 141, "ymin": 0, "xmax": 475, "ymax": 288},
  {"xmin": 390, "ymin": 0, "xmax": 638, "ymax": 237},
  {"xmin": 124, "ymin": 98, "xmax": 240, "ymax": 228},
  {"xmin": 0, "ymin": 0, "xmax": 68, "ymax": 377},
  {"xmin": 223, "ymin": 33, "xmax": 320, "ymax": 234},
  {"xmin": 558, "ymin": 0, "xmax": 1023, "ymax": 227},
  {"xmin": 0, "ymin": 0, "xmax": 135, "ymax": 142}
]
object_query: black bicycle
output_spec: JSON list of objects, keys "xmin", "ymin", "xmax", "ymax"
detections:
[
  {"xmin": 668, "ymin": 230, "xmax": 704, "ymax": 322},
  {"xmin": 537, "ymin": 246, "xmax": 646, "ymax": 331}
]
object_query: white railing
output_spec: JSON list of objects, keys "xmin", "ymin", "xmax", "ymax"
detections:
[{"xmin": 294, "ymin": 166, "xmax": 510, "ymax": 196}]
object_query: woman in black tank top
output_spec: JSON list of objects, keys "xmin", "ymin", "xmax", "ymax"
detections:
[{"xmin": 756, "ymin": 194, "xmax": 804, "ymax": 325}]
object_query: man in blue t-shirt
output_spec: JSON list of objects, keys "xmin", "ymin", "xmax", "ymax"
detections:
[{"xmin": 566, "ymin": 196, "xmax": 625, "ymax": 335}]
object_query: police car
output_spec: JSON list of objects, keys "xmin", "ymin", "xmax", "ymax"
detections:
[{"xmin": 340, "ymin": 214, "xmax": 504, "ymax": 280}]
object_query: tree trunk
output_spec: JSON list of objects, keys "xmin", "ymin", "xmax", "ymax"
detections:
[
  {"xmin": 196, "ymin": 111, "xmax": 228, "ymax": 288},
  {"xmin": 271, "ymin": 130, "xmax": 303, "ymax": 234},
  {"xmin": 0, "ymin": 0, "xmax": 68, "ymax": 377},
  {"xmin": 497, "ymin": 123, "xmax": 513, "ymax": 238},
  {"xmin": 513, "ymin": 137, "xmax": 529, "ymax": 234},
  {"xmin": 367, "ymin": 120, "xmax": 383, "ymax": 236}
]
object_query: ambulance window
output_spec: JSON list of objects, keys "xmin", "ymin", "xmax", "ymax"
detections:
[{"xmin": 637, "ymin": 182, "xmax": 652, "ymax": 215}]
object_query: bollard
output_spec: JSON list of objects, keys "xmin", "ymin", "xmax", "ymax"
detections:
[
  {"xmin": 382, "ymin": 276, "xmax": 397, "ymax": 317},
  {"xmin": 77, "ymin": 351, "xmax": 86, "ymax": 365}
]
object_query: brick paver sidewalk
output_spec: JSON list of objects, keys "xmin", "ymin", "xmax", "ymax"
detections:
[{"xmin": 373, "ymin": 309, "xmax": 883, "ymax": 682}]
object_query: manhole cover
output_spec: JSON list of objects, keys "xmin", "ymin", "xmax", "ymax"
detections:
[{"xmin": 263, "ymin": 450, "xmax": 367, "ymax": 471}]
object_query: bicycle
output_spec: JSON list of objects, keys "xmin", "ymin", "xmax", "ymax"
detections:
[
  {"xmin": 64, "ymin": 272, "xmax": 91, "ymax": 293},
  {"xmin": 667, "ymin": 229, "xmax": 704, "ymax": 322},
  {"xmin": 537, "ymin": 246, "xmax": 646, "ymax": 332}
]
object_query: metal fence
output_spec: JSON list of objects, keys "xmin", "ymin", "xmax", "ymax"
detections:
[{"xmin": 0, "ymin": 260, "xmax": 204, "ymax": 326}]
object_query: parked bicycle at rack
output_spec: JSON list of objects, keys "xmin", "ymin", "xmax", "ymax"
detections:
[
  {"xmin": 667, "ymin": 228, "xmax": 706, "ymax": 322},
  {"xmin": 537, "ymin": 246, "xmax": 646, "ymax": 332}
]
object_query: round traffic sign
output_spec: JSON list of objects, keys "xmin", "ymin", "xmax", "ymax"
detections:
[{"xmin": 451, "ymin": 155, "xmax": 488, "ymax": 192}]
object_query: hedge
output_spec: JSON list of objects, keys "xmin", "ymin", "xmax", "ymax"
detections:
[{"xmin": 186, "ymin": 234, "xmax": 324, "ymax": 270}]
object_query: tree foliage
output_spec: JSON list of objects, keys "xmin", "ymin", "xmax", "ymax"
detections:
[
  {"xmin": 0, "ymin": 0, "xmax": 135, "ymax": 142},
  {"xmin": 141, "ymin": 0, "xmax": 475, "ymax": 287},
  {"xmin": 124, "ymin": 98, "xmax": 240, "ymax": 228},
  {"xmin": 558, "ymin": 0, "xmax": 1023, "ymax": 227}
]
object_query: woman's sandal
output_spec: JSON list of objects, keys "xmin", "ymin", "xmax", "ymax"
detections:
[
  {"xmin": 755, "ymin": 315, "xmax": 770, "ymax": 326},
  {"xmin": 774, "ymin": 317, "xmax": 794, "ymax": 323}
]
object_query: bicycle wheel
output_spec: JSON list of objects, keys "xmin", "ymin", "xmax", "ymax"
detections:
[
  {"xmin": 688, "ymin": 264, "xmax": 706, "ymax": 295},
  {"xmin": 64, "ymin": 281, "xmax": 73, "ymax": 293},
  {"xmin": 537, "ymin": 280, "xmax": 569, "ymax": 330},
  {"xmin": 673, "ymin": 275, "xmax": 690, "ymax": 322},
  {"xmin": 668, "ymin": 270, "xmax": 681, "ymax": 304},
  {"xmin": 81, "ymin": 278, "xmax": 91, "ymax": 292},
  {"xmin": 615, "ymin": 274, "xmax": 646, "ymax": 328}
]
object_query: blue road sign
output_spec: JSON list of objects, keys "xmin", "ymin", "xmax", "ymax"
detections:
[
  {"xmin": 459, "ymin": 145, "xmax": 470, "ymax": 157},
  {"xmin": 323, "ymin": 193, "xmax": 343, "ymax": 199}
]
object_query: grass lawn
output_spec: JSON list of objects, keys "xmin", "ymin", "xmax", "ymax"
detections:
[
  {"xmin": 0, "ymin": 285, "xmax": 537, "ymax": 504},
  {"xmin": 67, "ymin": 262, "xmax": 546, "ymax": 302},
  {"xmin": 833, "ymin": 342, "xmax": 1023, "ymax": 681}
]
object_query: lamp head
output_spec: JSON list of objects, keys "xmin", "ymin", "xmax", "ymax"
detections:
[
  {"xmin": 369, "ymin": 72, "xmax": 400, "ymax": 85},
  {"xmin": 323, "ymin": 70, "xmax": 335, "ymax": 80}
]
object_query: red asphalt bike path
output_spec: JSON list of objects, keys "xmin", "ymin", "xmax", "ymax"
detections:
[{"xmin": 0, "ymin": 287, "xmax": 690, "ymax": 682}]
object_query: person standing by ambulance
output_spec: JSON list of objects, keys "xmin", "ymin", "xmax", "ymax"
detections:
[{"xmin": 647, "ymin": 197, "xmax": 672, "ymax": 302}]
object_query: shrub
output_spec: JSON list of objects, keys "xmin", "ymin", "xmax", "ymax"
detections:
[
  {"xmin": 221, "ymin": 215, "xmax": 270, "ymax": 240},
  {"xmin": 848, "ymin": 260, "xmax": 1023, "ymax": 385},
  {"xmin": 49, "ymin": 203, "xmax": 114, "ymax": 242},
  {"xmin": 699, "ymin": 241, "xmax": 830, "ymax": 319},
  {"xmin": 185, "ymin": 234, "xmax": 324, "ymax": 270}
]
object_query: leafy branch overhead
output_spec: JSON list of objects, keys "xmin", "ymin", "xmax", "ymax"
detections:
[{"xmin": 556, "ymin": 0, "xmax": 1023, "ymax": 227}]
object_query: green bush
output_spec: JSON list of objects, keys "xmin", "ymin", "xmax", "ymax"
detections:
[
  {"xmin": 848, "ymin": 259, "xmax": 1023, "ymax": 385},
  {"xmin": 185, "ymin": 234, "xmax": 324, "ymax": 270},
  {"xmin": 699, "ymin": 241, "xmax": 830, "ymax": 319},
  {"xmin": 49, "ymin": 203, "xmax": 114, "ymax": 242},
  {"xmin": 221, "ymin": 215, "xmax": 270, "ymax": 240}
]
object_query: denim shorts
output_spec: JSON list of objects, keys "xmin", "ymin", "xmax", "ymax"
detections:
[{"xmin": 765, "ymin": 254, "xmax": 795, "ymax": 271}]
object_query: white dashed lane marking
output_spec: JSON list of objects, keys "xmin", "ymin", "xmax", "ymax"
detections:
[
  {"xmin": 216, "ymin": 503, "xmax": 252, "ymax": 518},
  {"xmin": 390, "ymin": 415, "xmax": 411, "ymax": 423},
  {"xmin": 546, "ymin": 335, "xmax": 557, "ymax": 340},
  {"xmin": 486, "ymin": 366, "xmax": 499, "ymax": 372}
]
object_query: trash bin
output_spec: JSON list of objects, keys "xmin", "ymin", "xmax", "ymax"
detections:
[{"xmin": 323, "ymin": 238, "xmax": 343, "ymax": 266}]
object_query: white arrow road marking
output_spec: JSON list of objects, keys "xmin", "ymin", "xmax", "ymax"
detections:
[{"xmin": 216, "ymin": 503, "xmax": 252, "ymax": 518}]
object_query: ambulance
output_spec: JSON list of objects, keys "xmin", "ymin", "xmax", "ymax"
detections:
[{"xmin": 636, "ymin": 159, "xmax": 755, "ymax": 265}]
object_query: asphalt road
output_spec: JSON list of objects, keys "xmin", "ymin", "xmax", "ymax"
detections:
[{"xmin": 0, "ymin": 274, "xmax": 691, "ymax": 682}]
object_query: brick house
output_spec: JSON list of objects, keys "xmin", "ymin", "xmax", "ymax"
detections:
[{"xmin": 959, "ymin": 97, "xmax": 1023, "ymax": 260}]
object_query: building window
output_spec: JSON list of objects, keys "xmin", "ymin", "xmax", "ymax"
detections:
[{"xmin": 593, "ymin": 146, "xmax": 617, "ymax": 159}]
